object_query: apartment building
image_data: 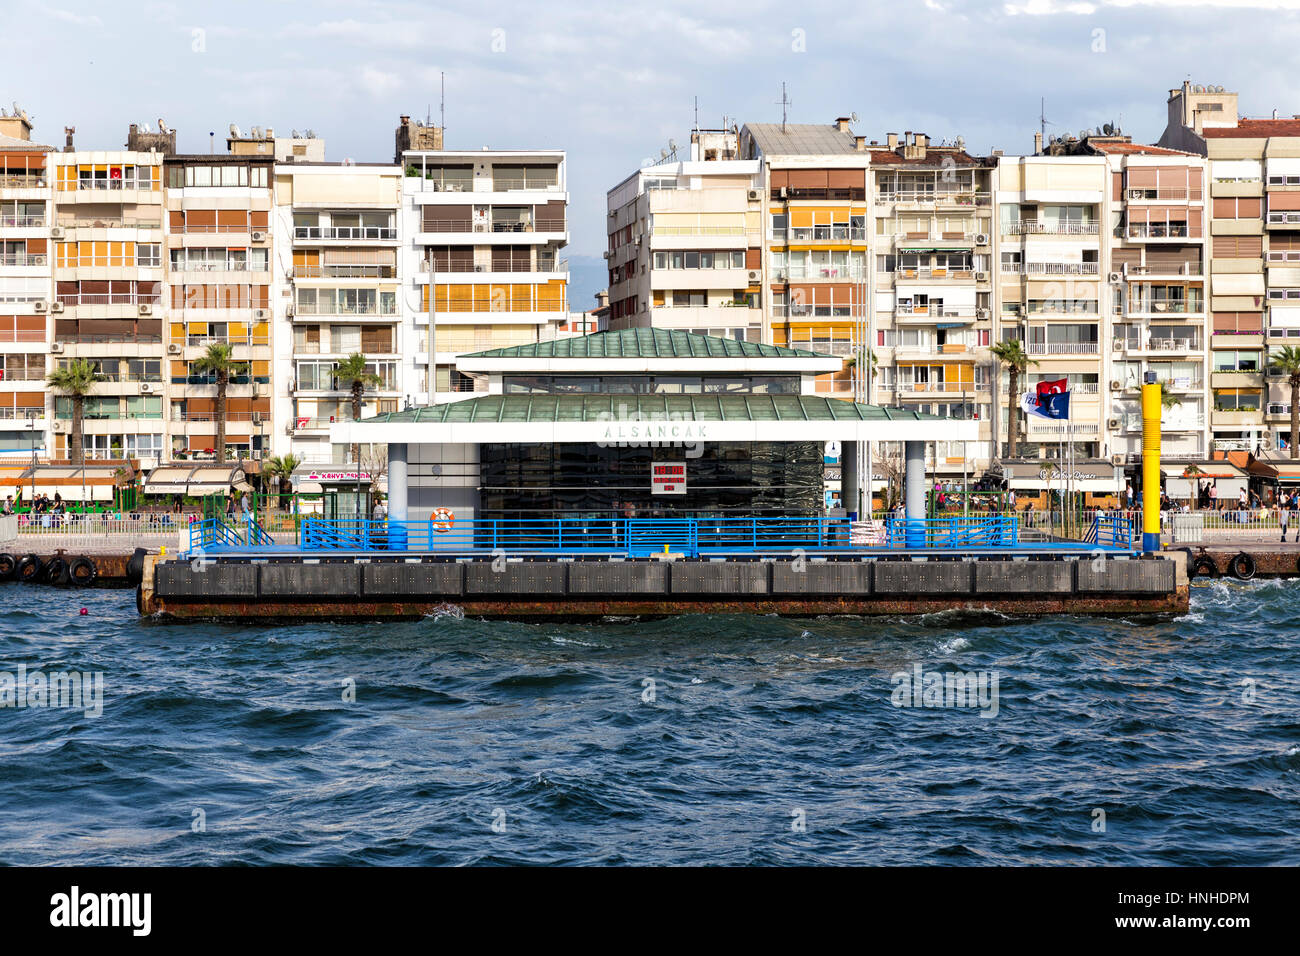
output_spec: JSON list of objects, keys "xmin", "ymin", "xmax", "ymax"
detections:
[
  {"xmin": 1160, "ymin": 81, "xmax": 1300, "ymax": 455},
  {"xmin": 400, "ymin": 141, "xmax": 568, "ymax": 398},
  {"xmin": 871, "ymin": 132, "xmax": 994, "ymax": 474},
  {"xmin": 606, "ymin": 128, "xmax": 762, "ymax": 343},
  {"xmin": 48, "ymin": 132, "xmax": 167, "ymax": 465},
  {"xmin": 163, "ymin": 148, "xmax": 275, "ymax": 460},
  {"xmin": 272, "ymin": 157, "xmax": 403, "ymax": 464},
  {"xmin": 0, "ymin": 108, "xmax": 52, "ymax": 460}
]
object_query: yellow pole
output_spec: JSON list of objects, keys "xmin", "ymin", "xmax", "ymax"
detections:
[{"xmin": 1141, "ymin": 374, "xmax": 1161, "ymax": 551}]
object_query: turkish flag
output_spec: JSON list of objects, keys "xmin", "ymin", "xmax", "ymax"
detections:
[{"xmin": 1037, "ymin": 378, "xmax": 1068, "ymax": 395}]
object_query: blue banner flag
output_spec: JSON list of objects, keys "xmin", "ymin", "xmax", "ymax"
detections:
[{"xmin": 1021, "ymin": 390, "xmax": 1071, "ymax": 420}]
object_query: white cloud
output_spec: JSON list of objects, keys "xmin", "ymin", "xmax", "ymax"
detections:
[{"xmin": 358, "ymin": 67, "xmax": 402, "ymax": 99}]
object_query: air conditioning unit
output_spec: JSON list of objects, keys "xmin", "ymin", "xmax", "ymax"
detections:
[
  {"xmin": 50, "ymin": 342, "xmax": 63, "ymax": 353},
  {"xmin": 50, "ymin": 226, "xmax": 65, "ymax": 239},
  {"xmin": 1108, "ymin": 272, "xmax": 1122, "ymax": 283},
  {"xmin": 138, "ymin": 303, "xmax": 153, "ymax": 316},
  {"xmin": 974, "ymin": 271, "xmax": 988, "ymax": 282},
  {"xmin": 1110, "ymin": 380, "xmax": 1122, "ymax": 391},
  {"xmin": 167, "ymin": 343, "xmax": 182, "ymax": 354},
  {"xmin": 474, "ymin": 264, "xmax": 486, "ymax": 273},
  {"xmin": 50, "ymin": 302, "xmax": 64, "ymax": 313},
  {"xmin": 774, "ymin": 269, "xmax": 787, "ymax": 281},
  {"xmin": 139, "ymin": 382, "xmax": 153, "ymax": 393},
  {"xmin": 251, "ymin": 231, "xmax": 267, "ymax": 241},
  {"xmin": 254, "ymin": 309, "xmax": 267, "ymax": 319},
  {"xmin": 1110, "ymin": 454, "xmax": 1125, "ymax": 466},
  {"xmin": 1107, "ymin": 417, "xmax": 1121, "ymax": 429},
  {"xmin": 747, "ymin": 269, "xmax": 761, "ymax": 282},
  {"xmin": 975, "ymin": 308, "xmax": 990, "ymax": 320},
  {"xmin": 52, "ymin": 421, "xmax": 65, "ymax": 433},
  {"xmin": 634, "ymin": 236, "xmax": 642, "ymax": 246},
  {"xmin": 974, "ymin": 233, "xmax": 989, "ymax": 246},
  {"xmin": 285, "ymin": 422, "xmax": 295, "ymax": 435},
  {"xmin": 251, "ymin": 412, "xmax": 262, "ymax": 425},
  {"xmin": 779, "ymin": 186, "xmax": 788, "ymax": 200},
  {"xmin": 33, "ymin": 301, "xmax": 48, "ymax": 313},
  {"xmin": 602, "ymin": 250, "xmax": 612, "ymax": 259},
  {"xmin": 747, "ymin": 188, "xmax": 762, "ymax": 201}
]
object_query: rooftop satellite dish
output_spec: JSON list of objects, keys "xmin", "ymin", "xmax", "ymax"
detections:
[
  {"xmin": 668, "ymin": 139, "xmax": 678, "ymax": 151},
  {"xmin": 660, "ymin": 148, "xmax": 669, "ymax": 160},
  {"xmin": 291, "ymin": 129, "xmax": 300, "ymax": 138},
  {"xmin": 1078, "ymin": 129, "xmax": 1089, "ymax": 139},
  {"xmin": 230, "ymin": 124, "xmax": 240, "ymax": 137},
  {"xmin": 305, "ymin": 129, "xmax": 315, "ymax": 138},
  {"xmin": 850, "ymin": 112, "xmax": 859, "ymax": 123}
]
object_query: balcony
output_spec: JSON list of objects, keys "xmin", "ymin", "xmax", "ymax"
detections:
[
  {"xmin": 785, "ymin": 225, "xmax": 867, "ymax": 243},
  {"xmin": 56, "ymin": 293, "xmax": 160, "ymax": 307},
  {"xmin": 0, "ymin": 369, "xmax": 46, "ymax": 381},
  {"xmin": 1124, "ymin": 224, "xmax": 1190, "ymax": 240},
  {"xmin": 1026, "ymin": 342, "xmax": 1100, "ymax": 355},
  {"xmin": 293, "ymin": 265, "xmax": 397, "ymax": 279},
  {"xmin": 294, "ymin": 226, "xmax": 397, "ymax": 241},
  {"xmin": 1126, "ymin": 188, "xmax": 1203, "ymax": 202},
  {"xmin": 0, "ymin": 175, "xmax": 47, "ymax": 189},
  {"xmin": 876, "ymin": 189, "xmax": 989, "ymax": 207},
  {"xmin": 894, "ymin": 306, "xmax": 978, "ymax": 321},
  {"xmin": 1113, "ymin": 337, "xmax": 1201, "ymax": 353},
  {"xmin": 1125, "ymin": 300, "xmax": 1202, "ymax": 316},
  {"xmin": 1003, "ymin": 262, "xmax": 1100, "ymax": 276},
  {"xmin": 1211, "ymin": 407, "xmax": 1263, "ymax": 427},
  {"xmin": 783, "ymin": 266, "xmax": 866, "ymax": 281},
  {"xmin": 1003, "ymin": 221, "xmax": 1100, "ymax": 236},
  {"xmin": 57, "ymin": 215, "xmax": 162, "ymax": 231},
  {"xmin": 184, "ymin": 335, "xmax": 271, "ymax": 348},
  {"xmin": 0, "ymin": 215, "xmax": 44, "ymax": 228},
  {"xmin": 896, "ymin": 267, "xmax": 978, "ymax": 281},
  {"xmin": 1211, "ymin": 370, "xmax": 1262, "ymax": 388},
  {"xmin": 0, "ymin": 254, "xmax": 46, "ymax": 267}
]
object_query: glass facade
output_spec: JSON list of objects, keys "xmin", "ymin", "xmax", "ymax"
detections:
[
  {"xmin": 479, "ymin": 441, "xmax": 824, "ymax": 521},
  {"xmin": 503, "ymin": 375, "xmax": 799, "ymax": 394}
]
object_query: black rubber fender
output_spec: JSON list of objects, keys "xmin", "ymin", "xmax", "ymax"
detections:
[
  {"xmin": 1191, "ymin": 554, "xmax": 1219, "ymax": 578},
  {"xmin": 44, "ymin": 557, "xmax": 69, "ymax": 586},
  {"xmin": 125, "ymin": 547, "xmax": 148, "ymax": 587},
  {"xmin": 15, "ymin": 554, "xmax": 43, "ymax": 583},
  {"xmin": 1229, "ymin": 551, "xmax": 1256, "ymax": 581},
  {"xmin": 0, "ymin": 553, "xmax": 15, "ymax": 580},
  {"xmin": 69, "ymin": 556, "xmax": 97, "ymax": 587}
]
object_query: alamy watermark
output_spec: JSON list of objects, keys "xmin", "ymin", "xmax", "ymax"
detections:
[
  {"xmin": 0, "ymin": 664, "xmax": 103, "ymax": 718},
  {"xmin": 890, "ymin": 663, "xmax": 999, "ymax": 718}
]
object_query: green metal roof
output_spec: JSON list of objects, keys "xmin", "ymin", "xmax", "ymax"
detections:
[
  {"xmin": 459, "ymin": 328, "xmax": 831, "ymax": 360},
  {"xmin": 360, "ymin": 394, "xmax": 948, "ymax": 424}
]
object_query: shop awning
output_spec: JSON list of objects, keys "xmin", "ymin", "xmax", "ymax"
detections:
[
  {"xmin": 143, "ymin": 465, "xmax": 245, "ymax": 497},
  {"xmin": 1, "ymin": 464, "xmax": 131, "ymax": 501},
  {"xmin": 142, "ymin": 466, "xmax": 195, "ymax": 496},
  {"xmin": 334, "ymin": 394, "xmax": 980, "ymax": 446},
  {"xmin": 1003, "ymin": 460, "xmax": 1122, "ymax": 493}
]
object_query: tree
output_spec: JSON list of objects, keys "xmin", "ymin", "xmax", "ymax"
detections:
[
  {"xmin": 262, "ymin": 453, "xmax": 303, "ymax": 510},
  {"xmin": 47, "ymin": 358, "xmax": 101, "ymax": 465},
  {"xmin": 989, "ymin": 340, "xmax": 1038, "ymax": 460},
  {"xmin": 333, "ymin": 353, "xmax": 382, "ymax": 468},
  {"xmin": 1270, "ymin": 345, "xmax": 1300, "ymax": 459},
  {"xmin": 192, "ymin": 343, "xmax": 246, "ymax": 463}
]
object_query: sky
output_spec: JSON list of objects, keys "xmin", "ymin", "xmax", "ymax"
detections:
[{"xmin": 8, "ymin": 0, "xmax": 1300, "ymax": 308}]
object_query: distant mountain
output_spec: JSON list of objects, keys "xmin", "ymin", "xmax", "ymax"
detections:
[{"xmin": 566, "ymin": 255, "xmax": 608, "ymax": 313}]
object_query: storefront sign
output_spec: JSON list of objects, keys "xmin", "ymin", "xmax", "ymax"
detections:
[{"xmin": 651, "ymin": 462, "xmax": 686, "ymax": 495}]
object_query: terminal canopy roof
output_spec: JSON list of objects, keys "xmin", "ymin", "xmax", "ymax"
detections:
[
  {"xmin": 143, "ymin": 464, "xmax": 246, "ymax": 497},
  {"xmin": 333, "ymin": 394, "xmax": 979, "ymax": 446}
]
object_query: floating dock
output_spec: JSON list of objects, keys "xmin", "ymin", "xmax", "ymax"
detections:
[{"xmin": 138, "ymin": 549, "xmax": 1189, "ymax": 620}]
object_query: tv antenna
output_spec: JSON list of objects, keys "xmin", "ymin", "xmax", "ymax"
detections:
[
  {"xmin": 1039, "ymin": 97, "xmax": 1055, "ymax": 150},
  {"xmin": 776, "ymin": 82, "xmax": 791, "ymax": 133}
]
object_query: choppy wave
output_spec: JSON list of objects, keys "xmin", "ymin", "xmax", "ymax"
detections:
[{"xmin": 0, "ymin": 581, "xmax": 1297, "ymax": 865}]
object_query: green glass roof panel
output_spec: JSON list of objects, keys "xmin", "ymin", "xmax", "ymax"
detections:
[{"xmin": 459, "ymin": 328, "xmax": 830, "ymax": 360}]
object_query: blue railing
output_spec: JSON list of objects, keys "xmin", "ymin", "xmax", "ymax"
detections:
[
  {"xmin": 189, "ymin": 514, "xmax": 276, "ymax": 551},
  {"xmin": 1086, "ymin": 513, "xmax": 1135, "ymax": 549},
  {"xmin": 885, "ymin": 515, "xmax": 1018, "ymax": 549},
  {"xmin": 295, "ymin": 515, "xmax": 999, "ymax": 556}
]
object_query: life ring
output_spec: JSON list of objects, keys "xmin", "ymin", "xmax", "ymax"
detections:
[
  {"xmin": 15, "ymin": 554, "xmax": 43, "ymax": 583},
  {"xmin": 1229, "ymin": 551, "xmax": 1256, "ymax": 581},
  {"xmin": 1191, "ymin": 554, "xmax": 1218, "ymax": 578},
  {"xmin": 69, "ymin": 556, "xmax": 97, "ymax": 587},
  {"xmin": 0, "ymin": 553, "xmax": 15, "ymax": 580},
  {"xmin": 431, "ymin": 508, "xmax": 455, "ymax": 533}
]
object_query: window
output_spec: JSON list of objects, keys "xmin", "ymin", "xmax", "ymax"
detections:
[
  {"xmin": 136, "ymin": 243, "xmax": 161, "ymax": 267},
  {"xmin": 1214, "ymin": 350, "xmax": 1261, "ymax": 371}
]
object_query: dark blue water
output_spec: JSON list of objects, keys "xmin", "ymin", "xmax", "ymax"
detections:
[{"xmin": 0, "ymin": 581, "xmax": 1297, "ymax": 865}]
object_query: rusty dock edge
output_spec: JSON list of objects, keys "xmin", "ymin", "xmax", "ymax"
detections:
[{"xmin": 138, "ymin": 552, "xmax": 1189, "ymax": 620}]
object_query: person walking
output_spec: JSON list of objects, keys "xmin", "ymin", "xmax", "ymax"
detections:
[
  {"xmin": 1208, "ymin": 483, "xmax": 1218, "ymax": 511},
  {"xmin": 1280, "ymin": 492, "xmax": 1291, "ymax": 543}
]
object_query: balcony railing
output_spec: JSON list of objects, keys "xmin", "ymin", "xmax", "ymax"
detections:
[
  {"xmin": 184, "ymin": 335, "xmax": 271, "ymax": 348},
  {"xmin": 0, "ymin": 254, "xmax": 46, "ymax": 266},
  {"xmin": 895, "ymin": 306, "xmax": 978, "ymax": 319},
  {"xmin": 1127, "ymin": 300, "xmax": 1200, "ymax": 314},
  {"xmin": 173, "ymin": 224, "xmax": 260, "ymax": 234},
  {"xmin": 877, "ymin": 190, "xmax": 989, "ymax": 206},
  {"xmin": 1026, "ymin": 342, "xmax": 1100, "ymax": 355},
  {"xmin": 418, "ymin": 220, "xmax": 565, "ymax": 235},
  {"xmin": 294, "ymin": 226, "xmax": 397, "ymax": 240},
  {"xmin": 0, "ymin": 175, "xmax": 47, "ymax": 188},
  {"xmin": 293, "ymin": 265, "xmax": 397, "ymax": 279},
  {"xmin": 786, "ymin": 226, "xmax": 868, "ymax": 242},
  {"xmin": 0, "ymin": 406, "xmax": 44, "ymax": 419},
  {"xmin": 57, "ymin": 216, "xmax": 162, "ymax": 230},
  {"xmin": 1267, "ymin": 211, "xmax": 1300, "ymax": 225},
  {"xmin": 1125, "ymin": 223, "xmax": 1190, "ymax": 239},
  {"xmin": 75, "ymin": 179, "xmax": 154, "ymax": 191},
  {"xmin": 0, "ymin": 369, "xmax": 46, "ymax": 381},
  {"xmin": 1113, "ymin": 338, "xmax": 1201, "ymax": 352},
  {"xmin": 895, "ymin": 267, "xmax": 976, "ymax": 279},
  {"xmin": 1019, "ymin": 262, "xmax": 1100, "ymax": 275},
  {"xmin": 0, "ymin": 215, "xmax": 44, "ymax": 227},
  {"xmin": 292, "ymin": 304, "xmax": 397, "ymax": 317},
  {"xmin": 488, "ymin": 178, "xmax": 561, "ymax": 192},
  {"xmin": 784, "ymin": 266, "xmax": 867, "ymax": 280},
  {"xmin": 1003, "ymin": 221, "xmax": 1100, "ymax": 236},
  {"xmin": 0, "ymin": 330, "xmax": 45, "ymax": 343},
  {"xmin": 170, "ymin": 375, "xmax": 271, "ymax": 386},
  {"xmin": 172, "ymin": 261, "xmax": 268, "ymax": 274},
  {"xmin": 56, "ymin": 294, "xmax": 160, "ymax": 306},
  {"xmin": 1126, "ymin": 188, "xmax": 1203, "ymax": 202}
]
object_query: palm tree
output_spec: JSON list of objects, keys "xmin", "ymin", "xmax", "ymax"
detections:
[
  {"xmin": 47, "ymin": 358, "xmax": 101, "ymax": 464},
  {"xmin": 262, "ymin": 453, "xmax": 302, "ymax": 511},
  {"xmin": 1269, "ymin": 345, "xmax": 1300, "ymax": 459},
  {"xmin": 192, "ymin": 343, "xmax": 246, "ymax": 463},
  {"xmin": 989, "ymin": 340, "xmax": 1038, "ymax": 459},
  {"xmin": 333, "ymin": 353, "xmax": 382, "ymax": 471}
]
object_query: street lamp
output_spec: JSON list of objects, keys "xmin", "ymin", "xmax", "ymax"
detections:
[{"xmin": 26, "ymin": 409, "xmax": 37, "ymax": 509}]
